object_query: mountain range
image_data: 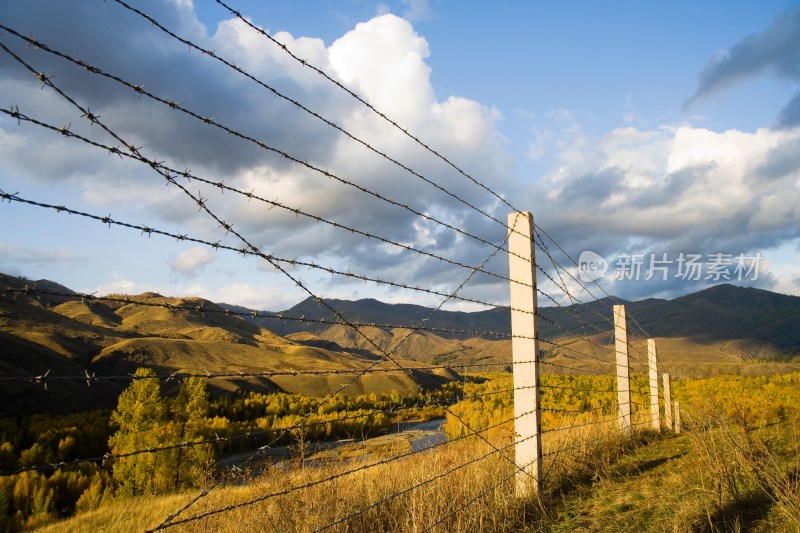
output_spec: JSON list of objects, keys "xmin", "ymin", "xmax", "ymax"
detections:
[
  {"xmin": 229, "ymin": 283, "xmax": 800, "ymax": 370},
  {"xmin": 2, "ymin": 271, "xmax": 799, "ymax": 415}
]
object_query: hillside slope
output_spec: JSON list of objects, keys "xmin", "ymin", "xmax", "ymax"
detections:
[{"xmin": 0, "ymin": 274, "xmax": 456, "ymax": 415}]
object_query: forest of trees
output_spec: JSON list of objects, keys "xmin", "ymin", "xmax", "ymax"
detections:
[
  {"xmin": 0, "ymin": 368, "xmax": 458, "ymax": 530},
  {"xmin": 10, "ymin": 370, "xmax": 796, "ymax": 530},
  {"xmin": 444, "ymin": 373, "xmax": 652, "ymax": 441},
  {"xmin": 0, "ymin": 368, "xmax": 213, "ymax": 530},
  {"xmin": 443, "ymin": 372, "xmax": 800, "ymax": 444},
  {"xmin": 108, "ymin": 368, "xmax": 213, "ymax": 497}
]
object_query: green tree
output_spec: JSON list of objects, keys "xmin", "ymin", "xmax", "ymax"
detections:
[
  {"xmin": 75, "ymin": 471, "xmax": 112, "ymax": 514},
  {"xmin": 0, "ymin": 442, "xmax": 17, "ymax": 471},
  {"xmin": 0, "ymin": 478, "xmax": 11, "ymax": 532},
  {"xmin": 108, "ymin": 368, "xmax": 166, "ymax": 497},
  {"xmin": 169, "ymin": 377, "xmax": 213, "ymax": 491}
]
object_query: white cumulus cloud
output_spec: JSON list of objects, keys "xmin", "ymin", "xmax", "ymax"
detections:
[
  {"xmin": 171, "ymin": 247, "xmax": 215, "ymax": 277},
  {"xmin": 0, "ymin": 3, "xmax": 511, "ymax": 295},
  {"xmin": 522, "ymin": 122, "xmax": 800, "ymax": 300}
]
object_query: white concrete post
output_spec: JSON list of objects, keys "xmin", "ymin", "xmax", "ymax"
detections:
[
  {"xmin": 507, "ymin": 212, "xmax": 542, "ymax": 497},
  {"xmin": 673, "ymin": 401, "xmax": 681, "ymax": 434},
  {"xmin": 613, "ymin": 304, "xmax": 632, "ymax": 433},
  {"xmin": 647, "ymin": 339, "xmax": 660, "ymax": 430},
  {"xmin": 663, "ymin": 373, "xmax": 673, "ymax": 431}
]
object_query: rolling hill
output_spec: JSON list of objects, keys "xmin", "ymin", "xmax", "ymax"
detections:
[
  {"xmin": 3, "ymin": 271, "xmax": 800, "ymax": 416},
  {"xmin": 0, "ymin": 274, "xmax": 457, "ymax": 416}
]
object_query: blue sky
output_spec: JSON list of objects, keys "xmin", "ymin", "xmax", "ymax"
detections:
[{"xmin": 1, "ymin": 0, "xmax": 799, "ymax": 311}]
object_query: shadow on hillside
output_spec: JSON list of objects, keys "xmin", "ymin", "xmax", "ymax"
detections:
[
  {"xmin": 538, "ymin": 432, "xmax": 699, "ymax": 531},
  {"xmin": 288, "ymin": 336, "xmax": 382, "ymax": 360},
  {"xmin": 701, "ymin": 465, "xmax": 798, "ymax": 532},
  {"xmin": 614, "ymin": 452, "xmax": 685, "ymax": 478},
  {"xmin": 701, "ymin": 491, "xmax": 773, "ymax": 533},
  {"xmin": 541, "ymin": 431, "xmax": 659, "ymax": 504}
]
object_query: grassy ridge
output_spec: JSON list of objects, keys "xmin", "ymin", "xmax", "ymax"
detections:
[{"xmin": 0, "ymin": 284, "xmax": 456, "ymax": 416}]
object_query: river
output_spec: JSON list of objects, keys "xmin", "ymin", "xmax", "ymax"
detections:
[{"xmin": 218, "ymin": 417, "xmax": 448, "ymax": 472}]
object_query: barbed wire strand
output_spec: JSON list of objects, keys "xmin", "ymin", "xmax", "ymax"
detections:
[
  {"xmin": 147, "ymin": 406, "xmax": 534, "ymax": 530},
  {"xmin": 531, "ymin": 228, "xmax": 626, "ymax": 375},
  {"xmin": 1, "ymin": 370, "xmax": 627, "ymax": 479},
  {"xmin": 185, "ymin": 13, "xmax": 677, "ymax": 512},
  {"xmin": 532, "ymin": 224, "xmax": 655, "ymax": 342},
  {"xmin": 208, "ymin": 2, "xmax": 654, "ymax": 371},
  {"xmin": 0, "ymin": 273, "xmax": 638, "ymax": 382},
  {"xmin": 214, "ymin": 0, "xmax": 518, "ymax": 217},
  {"xmin": 312, "ymin": 432, "xmax": 534, "ymax": 532},
  {"xmin": 0, "ymin": 44, "xmax": 522, "ymax": 529},
  {"xmin": 0, "ymin": 21, "xmax": 665, "ymax": 529},
  {"xmin": 160, "ymin": 206, "xmax": 516, "ymax": 528},
  {"xmin": 0, "ymin": 400, "xmax": 434, "ymax": 477},
  {"xmin": 533, "ymin": 264, "xmax": 651, "ymax": 371},
  {"xmin": 109, "ymin": 0, "xmax": 534, "ymax": 266},
  {"xmin": 525, "ymin": 228, "xmax": 659, "ymax": 377},
  {"xmin": 212, "ymin": 2, "xmax": 662, "ymax": 363},
  {"xmin": 421, "ymin": 462, "xmax": 519, "ymax": 532},
  {"xmin": 303, "ymin": 397, "xmax": 637, "ymax": 529},
  {"xmin": 426, "ymin": 414, "xmax": 633, "ymax": 532},
  {"xmin": 0, "ymin": 26, "xmax": 532, "ymax": 291},
  {"xmin": 0, "ymin": 382, "xmax": 543, "ymax": 477},
  {"xmin": 0, "ymin": 171, "xmax": 515, "ymax": 316},
  {"xmin": 2, "ymin": 19, "xmax": 657, "ymax": 349},
  {"xmin": 0, "ymin": 186, "xmax": 656, "ymax": 372},
  {"xmin": 534, "ymin": 231, "xmax": 610, "ymax": 375},
  {"xmin": 150, "ymin": 184, "xmax": 519, "ymax": 528},
  {"xmin": 0, "ymin": 207, "xmax": 642, "ymax": 382}
]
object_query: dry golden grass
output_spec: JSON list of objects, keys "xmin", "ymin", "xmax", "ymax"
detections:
[
  {"xmin": 40, "ymin": 414, "xmax": 647, "ymax": 533},
  {"xmin": 50, "ymin": 301, "xmax": 122, "ymax": 329},
  {"xmin": 36, "ymin": 494, "xmax": 191, "ymax": 533},
  {"xmin": 38, "ymin": 373, "xmax": 800, "ymax": 532},
  {"xmin": 538, "ymin": 374, "xmax": 800, "ymax": 532},
  {"xmin": 680, "ymin": 404, "xmax": 800, "ymax": 532}
]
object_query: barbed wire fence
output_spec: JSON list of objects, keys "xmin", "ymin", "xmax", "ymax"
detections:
[{"xmin": 0, "ymin": 3, "xmax": 680, "ymax": 531}]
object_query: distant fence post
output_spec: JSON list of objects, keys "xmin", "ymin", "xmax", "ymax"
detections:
[
  {"xmin": 663, "ymin": 373, "xmax": 673, "ymax": 431},
  {"xmin": 507, "ymin": 212, "xmax": 542, "ymax": 497},
  {"xmin": 613, "ymin": 304, "xmax": 632, "ymax": 433},
  {"xmin": 673, "ymin": 401, "xmax": 681, "ymax": 434},
  {"xmin": 647, "ymin": 339, "xmax": 660, "ymax": 430}
]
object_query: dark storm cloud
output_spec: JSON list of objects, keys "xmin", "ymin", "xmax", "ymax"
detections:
[
  {"xmin": 0, "ymin": 0, "xmax": 343, "ymax": 175},
  {"xmin": 756, "ymin": 136, "xmax": 800, "ymax": 179},
  {"xmin": 777, "ymin": 91, "xmax": 800, "ymax": 128},
  {"xmin": 686, "ymin": 6, "xmax": 800, "ymax": 127}
]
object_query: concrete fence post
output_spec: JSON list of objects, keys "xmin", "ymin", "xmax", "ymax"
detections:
[
  {"xmin": 507, "ymin": 212, "xmax": 542, "ymax": 497},
  {"xmin": 663, "ymin": 373, "xmax": 673, "ymax": 431},
  {"xmin": 613, "ymin": 304, "xmax": 632, "ymax": 433},
  {"xmin": 647, "ymin": 339, "xmax": 660, "ymax": 430}
]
